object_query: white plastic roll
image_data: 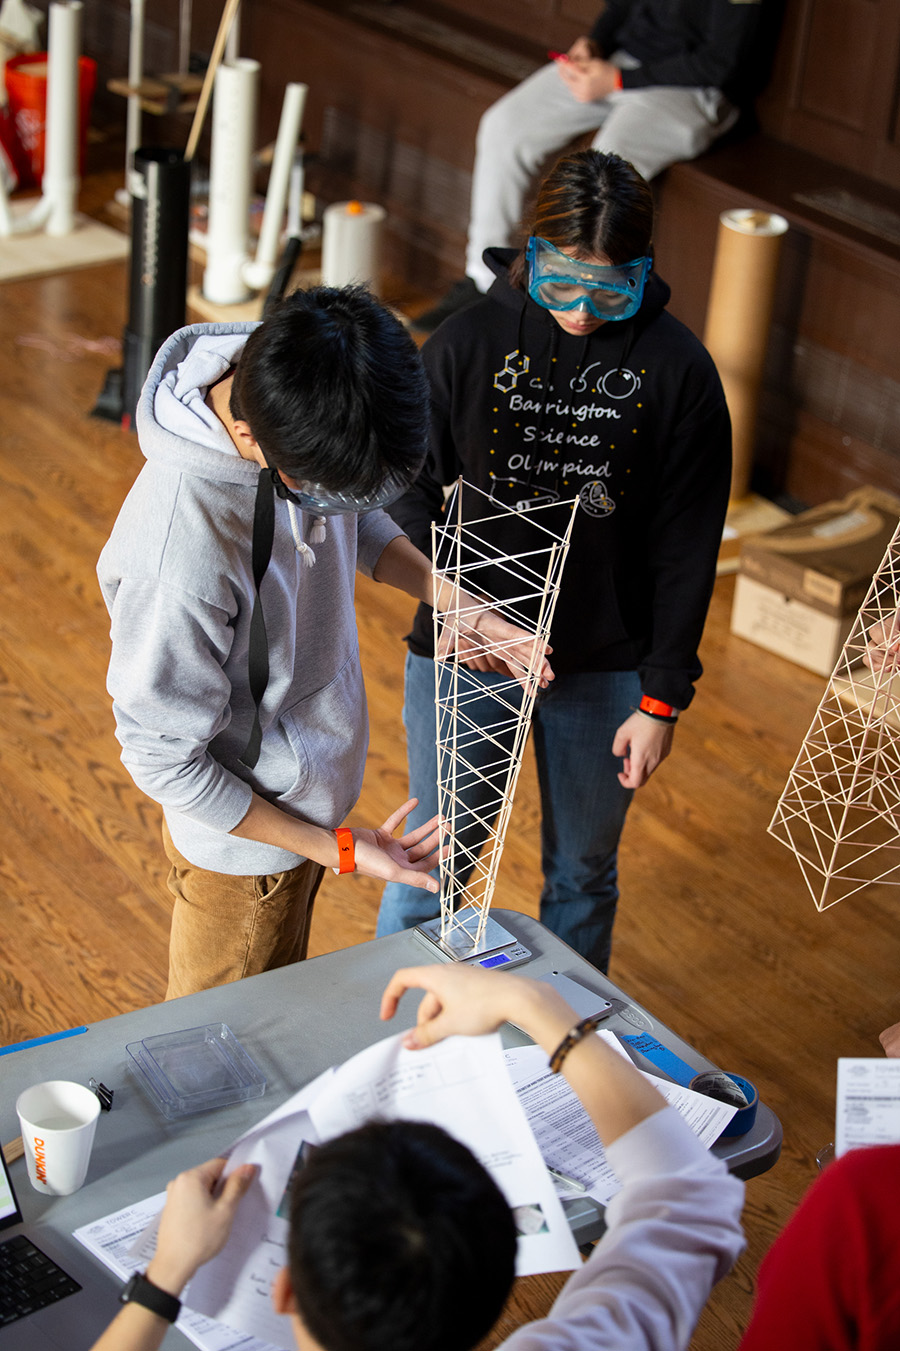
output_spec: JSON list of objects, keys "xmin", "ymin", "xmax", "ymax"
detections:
[
  {"xmin": 203, "ymin": 58, "xmax": 259, "ymax": 305},
  {"xmin": 321, "ymin": 200, "xmax": 386, "ymax": 292},
  {"xmin": 44, "ymin": 1, "xmax": 82, "ymax": 236},
  {"xmin": 243, "ymin": 81, "xmax": 307, "ymax": 292}
]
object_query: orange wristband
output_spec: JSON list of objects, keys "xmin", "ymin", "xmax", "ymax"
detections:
[
  {"xmin": 333, "ymin": 827, "xmax": 355, "ymax": 875},
  {"xmin": 639, "ymin": 694, "xmax": 677, "ymax": 722}
]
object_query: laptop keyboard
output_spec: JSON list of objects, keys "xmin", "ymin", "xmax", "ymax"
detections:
[{"xmin": 0, "ymin": 1233, "xmax": 82, "ymax": 1326}]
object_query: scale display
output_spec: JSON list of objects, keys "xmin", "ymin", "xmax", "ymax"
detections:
[{"xmin": 414, "ymin": 909, "xmax": 532, "ymax": 970}]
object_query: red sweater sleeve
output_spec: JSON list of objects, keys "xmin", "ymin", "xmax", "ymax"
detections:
[{"xmin": 738, "ymin": 1144, "xmax": 900, "ymax": 1351}]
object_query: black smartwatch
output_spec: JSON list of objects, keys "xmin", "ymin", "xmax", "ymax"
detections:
[{"xmin": 119, "ymin": 1271, "xmax": 182, "ymax": 1323}]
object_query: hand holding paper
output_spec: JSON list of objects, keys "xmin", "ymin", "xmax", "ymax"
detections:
[
  {"xmin": 381, "ymin": 964, "xmax": 668, "ymax": 1146},
  {"xmin": 146, "ymin": 1158, "xmax": 258, "ymax": 1300}
]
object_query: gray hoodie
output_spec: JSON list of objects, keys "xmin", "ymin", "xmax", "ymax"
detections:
[{"xmin": 97, "ymin": 323, "xmax": 403, "ymax": 874}]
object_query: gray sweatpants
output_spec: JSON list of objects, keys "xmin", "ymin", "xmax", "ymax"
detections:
[{"xmin": 466, "ymin": 58, "xmax": 738, "ymax": 290}]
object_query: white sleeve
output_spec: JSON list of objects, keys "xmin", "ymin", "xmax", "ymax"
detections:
[{"xmin": 501, "ymin": 1107, "xmax": 745, "ymax": 1351}]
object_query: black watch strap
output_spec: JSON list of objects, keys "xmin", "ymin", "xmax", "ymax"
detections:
[{"xmin": 120, "ymin": 1271, "xmax": 182, "ymax": 1323}]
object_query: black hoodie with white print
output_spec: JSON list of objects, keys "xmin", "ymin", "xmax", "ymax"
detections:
[{"xmin": 390, "ymin": 247, "xmax": 731, "ymax": 712}]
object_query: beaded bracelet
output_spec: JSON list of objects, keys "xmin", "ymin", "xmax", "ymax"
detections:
[{"xmin": 548, "ymin": 1014, "xmax": 608, "ymax": 1074}]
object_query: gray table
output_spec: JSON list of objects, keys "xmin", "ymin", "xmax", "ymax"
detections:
[{"xmin": 1, "ymin": 911, "xmax": 781, "ymax": 1347}]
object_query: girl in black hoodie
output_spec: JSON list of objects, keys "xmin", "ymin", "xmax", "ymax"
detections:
[{"xmin": 377, "ymin": 149, "xmax": 731, "ymax": 972}]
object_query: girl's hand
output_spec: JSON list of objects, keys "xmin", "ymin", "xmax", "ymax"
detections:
[{"xmin": 612, "ymin": 711, "xmax": 674, "ymax": 789}]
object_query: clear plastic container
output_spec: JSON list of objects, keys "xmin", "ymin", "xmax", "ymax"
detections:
[{"xmin": 126, "ymin": 1023, "xmax": 266, "ymax": 1119}]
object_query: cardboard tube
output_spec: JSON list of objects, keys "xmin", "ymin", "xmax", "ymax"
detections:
[{"xmin": 703, "ymin": 209, "xmax": 788, "ymax": 504}]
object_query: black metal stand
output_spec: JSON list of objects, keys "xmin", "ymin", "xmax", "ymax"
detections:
[{"xmin": 94, "ymin": 146, "xmax": 191, "ymax": 427}]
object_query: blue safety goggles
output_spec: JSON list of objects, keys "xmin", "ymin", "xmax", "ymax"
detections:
[{"xmin": 526, "ymin": 236, "xmax": 651, "ymax": 321}]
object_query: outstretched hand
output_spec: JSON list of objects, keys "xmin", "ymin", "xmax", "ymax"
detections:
[{"xmin": 352, "ymin": 799, "xmax": 444, "ymax": 893}]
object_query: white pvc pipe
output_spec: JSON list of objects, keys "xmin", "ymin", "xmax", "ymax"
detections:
[
  {"xmin": 0, "ymin": 170, "xmax": 14, "ymax": 236},
  {"xmin": 242, "ymin": 82, "xmax": 306, "ymax": 292},
  {"xmin": 286, "ymin": 150, "xmax": 304, "ymax": 239},
  {"xmin": 124, "ymin": 0, "xmax": 145, "ymax": 193},
  {"xmin": 224, "ymin": 2, "xmax": 240, "ymax": 63},
  {"xmin": 202, "ymin": 57, "xmax": 258, "ymax": 304},
  {"xmin": 44, "ymin": 0, "xmax": 81, "ymax": 236},
  {"xmin": 178, "ymin": 0, "xmax": 192, "ymax": 75}
]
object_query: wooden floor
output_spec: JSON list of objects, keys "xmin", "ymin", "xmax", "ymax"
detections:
[{"xmin": 3, "ymin": 167, "xmax": 900, "ymax": 1349}]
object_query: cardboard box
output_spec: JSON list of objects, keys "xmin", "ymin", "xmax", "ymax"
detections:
[{"xmin": 731, "ymin": 487, "xmax": 900, "ymax": 676}]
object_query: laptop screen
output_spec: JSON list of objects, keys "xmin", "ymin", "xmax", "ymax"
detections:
[{"xmin": 0, "ymin": 1142, "xmax": 24, "ymax": 1231}]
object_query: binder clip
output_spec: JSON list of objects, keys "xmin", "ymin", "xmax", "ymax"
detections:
[{"xmin": 89, "ymin": 1078, "xmax": 114, "ymax": 1112}]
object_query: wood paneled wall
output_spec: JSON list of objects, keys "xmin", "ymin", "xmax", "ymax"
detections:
[{"xmin": 759, "ymin": 0, "xmax": 900, "ymax": 189}]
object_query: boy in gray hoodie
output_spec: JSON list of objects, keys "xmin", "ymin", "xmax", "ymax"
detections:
[{"xmin": 98, "ymin": 287, "xmax": 547, "ymax": 998}]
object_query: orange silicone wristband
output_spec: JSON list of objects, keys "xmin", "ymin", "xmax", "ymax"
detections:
[
  {"xmin": 639, "ymin": 694, "xmax": 676, "ymax": 719},
  {"xmin": 334, "ymin": 827, "xmax": 355, "ymax": 874}
]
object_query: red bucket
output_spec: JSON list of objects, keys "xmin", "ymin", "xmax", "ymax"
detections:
[{"xmin": 4, "ymin": 51, "xmax": 97, "ymax": 188}]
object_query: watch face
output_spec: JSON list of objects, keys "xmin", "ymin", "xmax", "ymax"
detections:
[{"xmin": 120, "ymin": 1273, "xmax": 140, "ymax": 1303}]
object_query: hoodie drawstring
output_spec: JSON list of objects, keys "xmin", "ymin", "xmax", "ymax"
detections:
[{"xmin": 287, "ymin": 499, "xmax": 317, "ymax": 568}]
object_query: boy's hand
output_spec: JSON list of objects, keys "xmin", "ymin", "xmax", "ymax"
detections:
[{"xmin": 352, "ymin": 799, "xmax": 444, "ymax": 893}]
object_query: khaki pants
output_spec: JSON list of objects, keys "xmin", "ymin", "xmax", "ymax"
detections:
[{"xmin": 162, "ymin": 821, "xmax": 325, "ymax": 1000}]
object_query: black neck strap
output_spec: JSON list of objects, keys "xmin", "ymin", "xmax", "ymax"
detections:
[{"xmin": 240, "ymin": 466, "xmax": 280, "ymax": 769}]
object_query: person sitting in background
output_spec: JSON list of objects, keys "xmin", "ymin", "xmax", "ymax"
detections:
[
  {"xmin": 416, "ymin": 0, "xmax": 771, "ymax": 333},
  {"xmin": 90, "ymin": 963, "xmax": 745, "ymax": 1351}
]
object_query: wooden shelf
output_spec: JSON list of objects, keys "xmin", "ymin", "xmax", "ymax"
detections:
[{"xmin": 107, "ymin": 73, "xmax": 203, "ymax": 117}]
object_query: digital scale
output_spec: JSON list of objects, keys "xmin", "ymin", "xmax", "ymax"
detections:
[{"xmin": 414, "ymin": 907, "xmax": 532, "ymax": 969}]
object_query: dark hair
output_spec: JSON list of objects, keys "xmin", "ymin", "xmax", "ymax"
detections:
[
  {"xmin": 510, "ymin": 148, "xmax": 654, "ymax": 288},
  {"xmin": 229, "ymin": 285, "xmax": 429, "ymax": 495},
  {"xmin": 288, "ymin": 1120, "xmax": 517, "ymax": 1351}
]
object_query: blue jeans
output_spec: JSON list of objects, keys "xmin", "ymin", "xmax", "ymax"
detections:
[{"xmin": 376, "ymin": 652, "xmax": 639, "ymax": 972}]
